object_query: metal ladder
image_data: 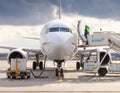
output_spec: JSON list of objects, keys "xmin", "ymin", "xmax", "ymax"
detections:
[{"xmin": 108, "ymin": 32, "xmax": 120, "ymax": 53}]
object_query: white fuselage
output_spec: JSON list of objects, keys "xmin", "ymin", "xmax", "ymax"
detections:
[{"xmin": 40, "ymin": 19, "xmax": 78, "ymax": 61}]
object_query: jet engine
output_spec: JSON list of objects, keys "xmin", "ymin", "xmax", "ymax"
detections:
[{"xmin": 7, "ymin": 49, "xmax": 27, "ymax": 64}]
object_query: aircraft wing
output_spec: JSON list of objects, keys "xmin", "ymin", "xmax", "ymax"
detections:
[
  {"xmin": 0, "ymin": 46, "xmax": 43, "ymax": 55},
  {"xmin": 73, "ymin": 49, "xmax": 98, "ymax": 60},
  {"xmin": 22, "ymin": 48, "xmax": 43, "ymax": 55},
  {"xmin": 0, "ymin": 46, "xmax": 16, "ymax": 50},
  {"xmin": 76, "ymin": 49, "xmax": 98, "ymax": 55},
  {"xmin": 22, "ymin": 36, "xmax": 40, "ymax": 40}
]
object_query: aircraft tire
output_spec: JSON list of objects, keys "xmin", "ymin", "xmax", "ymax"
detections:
[
  {"xmin": 33, "ymin": 62, "xmax": 37, "ymax": 70},
  {"xmin": 60, "ymin": 68, "xmax": 63, "ymax": 74},
  {"xmin": 76, "ymin": 62, "xmax": 80, "ymax": 70},
  {"xmin": 39, "ymin": 61, "xmax": 43, "ymax": 70},
  {"xmin": 55, "ymin": 68, "xmax": 58, "ymax": 77}
]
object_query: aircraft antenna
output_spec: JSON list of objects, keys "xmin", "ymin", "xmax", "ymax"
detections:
[{"xmin": 59, "ymin": 0, "xmax": 62, "ymax": 19}]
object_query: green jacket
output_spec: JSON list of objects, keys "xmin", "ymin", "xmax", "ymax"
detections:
[{"xmin": 85, "ymin": 27, "xmax": 90, "ymax": 33}]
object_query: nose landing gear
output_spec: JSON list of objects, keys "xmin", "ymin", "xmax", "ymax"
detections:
[
  {"xmin": 56, "ymin": 68, "xmax": 64, "ymax": 80},
  {"xmin": 55, "ymin": 60, "xmax": 64, "ymax": 80}
]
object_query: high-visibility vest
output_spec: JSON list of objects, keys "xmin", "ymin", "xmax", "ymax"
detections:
[{"xmin": 86, "ymin": 27, "xmax": 90, "ymax": 33}]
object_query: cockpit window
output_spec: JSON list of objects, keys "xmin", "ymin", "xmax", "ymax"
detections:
[
  {"xmin": 49, "ymin": 28, "xmax": 59, "ymax": 32},
  {"xmin": 60, "ymin": 28, "xmax": 70, "ymax": 32},
  {"xmin": 49, "ymin": 27, "xmax": 72, "ymax": 33}
]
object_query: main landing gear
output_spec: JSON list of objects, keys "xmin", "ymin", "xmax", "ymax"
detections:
[
  {"xmin": 55, "ymin": 60, "xmax": 64, "ymax": 80},
  {"xmin": 33, "ymin": 54, "xmax": 43, "ymax": 70},
  {"xmin": 76, "ymin": 62, "xmax": 80, "ymax": 70},
  {"xmin": 76, "ymin": 62, "xmax": 84, "ymax": 70},
  {"xmin": 76, "ymin": 55, "xmax": 84, "ymax": 70},
  {"xmin": 33, "ymin": 61, "xmax": 43, "ymax": 70}
]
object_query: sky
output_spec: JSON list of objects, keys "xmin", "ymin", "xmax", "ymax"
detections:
[
  {"xmin": 0, "ymin": 0, "xmax": 120, "ymax": 52},
  {"xmin": 0, "ymin": 0, "xmax": 120, "ymax": 25}
]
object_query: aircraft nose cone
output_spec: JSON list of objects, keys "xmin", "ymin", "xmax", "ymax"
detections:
[
  {"xmin": 45, "ymin": 32, "xmax": 77, "ymax": 60},
  {"xmin": 50, "ymin": 44, "xmax": 68, "ymax": 60},
  {"xmin": 48, "ymin": 32, "xmax": 73, "ymax": 44}
]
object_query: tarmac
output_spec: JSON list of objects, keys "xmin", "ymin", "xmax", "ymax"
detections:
[{"xmin": 0, "ymin": 60, "xmax": 120, "ymax": 93}]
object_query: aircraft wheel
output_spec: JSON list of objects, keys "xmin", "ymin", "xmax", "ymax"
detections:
[
  {"xmin": 55, "ymin": 68, "xmax": 58, "ymax": 77},
  {"xmin": 60, "ymin": 68, "xmax": 64, "ymax": 78},
  {"xmin": 60, "ymin": 68, "xmax": 63, "ymax": 74},
  {"xmin": 98, "ymin": 68, "xmax": 107, "ymax": 77},
  {"xmin": 33, "ymin": 61, "xmax": 37, "ymax": 70},
  {"xmin": 39, "ymin": 61, "xmax": 43, "ymax": 70},
  {"xmin": 58, "ymin": 68, "xmax": 64, "ymax": 80},
  {"xmin": 76, "ymin": 62, "xmax": 80, "ymax": 70}
]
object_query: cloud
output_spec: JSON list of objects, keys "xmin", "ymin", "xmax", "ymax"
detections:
[
  {"xmin": 60, "ymin": 13, "xmax": 120, "ymax": 33},
  {"xmin": 61, "ymin": 0, "xmax": 120, "ymax": 20},
  {"xmin": 0, "ymin": 0, "xmax": 120, "ymax": 25},
  {"xmin": 0, "ymin": 0, "xmax": 57, "ymax": 25},
  {"xmin": 0, "ymin": 25, "xmax": 43, "ymax": 49}
]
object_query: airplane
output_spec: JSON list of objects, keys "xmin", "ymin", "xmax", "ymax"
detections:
[
  {"xmin": 0, "ymin": 19, "xmax": 78, "ymax": 79},
  {"xmin": 0, "ymin": 19, "xmax": 79, "ymax": 79}
]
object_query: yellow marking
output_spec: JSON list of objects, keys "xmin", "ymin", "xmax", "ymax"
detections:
[{"xmin": 15, "ymin": 59, "xmax": 19, "ymax": 79}]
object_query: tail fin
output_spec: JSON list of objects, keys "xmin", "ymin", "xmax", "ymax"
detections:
[{"xmin": 59, "ymin": 0, "xmax": 61, "ymax": 19}]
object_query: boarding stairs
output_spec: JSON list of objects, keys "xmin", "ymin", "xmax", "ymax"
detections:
[
  {"xmin": 107, "ymin": 32, "xmax": 120, "ymax": 53},
  {"xmin": 80, "ymin": 31, "xmax": 120, "ymax": 53}
]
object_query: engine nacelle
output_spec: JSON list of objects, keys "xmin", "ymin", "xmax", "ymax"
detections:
[
  {"xmin": 98, "ymin": 49, "xmax": 111, "ymax": 65},
  {"xmin": 7, "ymin": 49, "xmax": 27, "ymax": 64}
]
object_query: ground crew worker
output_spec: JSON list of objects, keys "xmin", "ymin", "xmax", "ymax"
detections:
[{"xmin": 84, "ymin": 25, "xmax": 90, "ymax": 44}]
